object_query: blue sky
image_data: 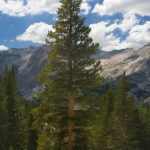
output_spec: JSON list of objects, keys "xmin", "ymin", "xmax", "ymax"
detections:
[{"xmin": 0, "ymin": 0, "xmax": 150, "ymax": 51}]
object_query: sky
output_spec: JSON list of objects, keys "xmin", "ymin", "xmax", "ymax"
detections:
[{"xmin": 0, "ymin": 0, "xmax": 150, "ymax": 51}]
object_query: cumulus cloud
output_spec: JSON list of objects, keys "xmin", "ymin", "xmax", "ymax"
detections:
[
  {"xmin": 89, "ymin": 18, "xmax": 150, "ymax": 51},
  {"xmin": 121, "ymin": 21, "xmax": 150, "ymax": 49},
  {"xmin": 0, "ymin": 0, "xmax": 26, "ymax": 17},
  {"xmin": 17, "ymin": 13, "xmax": 150, "ymax": 50},
  {"xmin": 92, "ymin": 0, "xmax": 150, "ymax": 16},
  {"xmin": 0, "ymin": 0, "xmax": 59, "ymax": 17},
  {"xmin": 89, "ymin": 22, "xmax": 120, "ymax": 51},
  {"xmin": 91, "ymin": 0, "xmax": 150, "ymax": 51},
  {"xmin": 0, "ymin": 0, "xmax": 91, "ymax": 17},
  {"xmin": 0, "ymin": 45, "xmax": 9, "ymax": 51},
  {"xmin": 118, "ymin": 13, "xmax": 139, "ymax": 33},
  {"xmin": 81, "ymin": 1, "xmax": 91, "ymax": 15},
  {"xmin": 16, "ymin": 22, "xmax": 53, "ymax": 44}
]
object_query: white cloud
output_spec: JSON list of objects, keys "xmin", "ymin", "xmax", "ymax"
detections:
[
  {"xmin": 81, "ymin": 1, "xmax": 91, "ymax": 15},
  {"xmin": 100, "ymin": 13, "xmax": 139, "ymax": 33},
  {"xmin": 92, "ymin": 0, "xmax": 150, "ymax": 16},
  {"xmin": 121, "ymin": 21, "xmax": 150, "ymax": 49},
  {"xmin": 16, "ymin": 22, "xmax": 53, "ymax": 44},
  {"xmin": 0, "ymin": 45, "xmax": 9, "ymax": 51},
  {"xmin": 16, "ymin": 12, "xmax": 150, "ymax": 50},
  {"xmin": 91, "ymin": 0, "xmax": 150, "ymax": 51},
  {"xmin": 0, "ymin": 0, "xmax": 59, "ymax": 17},
  {"xmin": 10, "ymin": 40, "xmax": 14, "ymax": 42},
  {"xmin": 89, "ymin": 18, "xmax": 150, "ymax": 51},
  {"xmin": 0, "ymin": 0, "xmax": 25, "ymax": 17},
  {"xmin": 118, "ymin": 13, "xmax": 139, "ymax": 33},
  {"xmin": 25, "ymin": 0, "xmax": 60, "ymax": 15},
  {"xmin": 0, "ymin": 0, "xmax": 91, "ymax": 17},
  {"xmin": 89, "ymin": 22, "xmax": 120, "ymax": 51}
]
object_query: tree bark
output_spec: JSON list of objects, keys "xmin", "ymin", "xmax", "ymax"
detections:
[{"xmin": 68, "ymin": 95, "xmax": 75, "ymax": 150}]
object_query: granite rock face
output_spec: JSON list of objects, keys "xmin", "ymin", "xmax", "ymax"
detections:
[
  {"xmin": 100, "ymin": 43, "xmax": 150, "ymax": 99},
  {"xmin": 0, "ymin": 43, "xmax": 150, "ymax": 100},
  {"xmin": 0, "ymin": 45, "xmax": 49, "ymax": 99}
]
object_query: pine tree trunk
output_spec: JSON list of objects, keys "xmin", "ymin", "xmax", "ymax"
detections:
[{"xmin": 68, "ymin": 95, "xmax": 75, "ymax": 150}]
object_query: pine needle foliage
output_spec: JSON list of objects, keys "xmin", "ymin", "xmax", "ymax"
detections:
[
  {"xmin": 33, "ymin": 0, "xmax": 103, "ymax": 149},
  {"xmin": 107, "ymin": 73, "xmax": 143, "ymax": 150}
]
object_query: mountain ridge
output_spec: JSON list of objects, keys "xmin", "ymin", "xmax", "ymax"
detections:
[{"xmin": 0, "ymin": 43, "xmax": 150, "ymax": 100}]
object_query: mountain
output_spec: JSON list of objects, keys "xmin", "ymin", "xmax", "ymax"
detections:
[
  {"xmin": 0, "ymin": 43, "xmax": 150, "ymax": 100},
  {"xmin": 100, "ymin": 43, "xmax": 150, "ymax": 99},
  {"xmin": 0, "ymin": 45, "xmax": 50, "ymax": 99}
]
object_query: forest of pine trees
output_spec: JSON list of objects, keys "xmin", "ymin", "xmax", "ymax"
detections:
[
  {"xmin": 0, "ymin": 66, "xmax": 38, "ymax": 150},
  {"xmin": 0, "ymin": 0, "xmax": 150, "ymax": 150},
  {"xmin": 1, "ymin": 66, "xmax": 150, "ymax": 150}
]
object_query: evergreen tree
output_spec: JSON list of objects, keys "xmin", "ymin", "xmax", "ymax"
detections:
[
  {"xmin": 0, "ymin": 67, "xmax": 9, "ymax": 149},
  {"xmin": 5, "ymin": 67, "xmax": 18, "ymax": 149},
  {"xmin": 8, "ymin": 146, "xmax": 13, "ymax": 150},
  {"xmin": 0, "ymin": 66, "xmax": 23, "ymax": 149},
  {"xmin": 0, "ymin": 74, "xmax": 7, "ymax": 149},
  {"xmin": 0, "ymin": 66, "xmax": 39, "ymax": 149},
  {"xmin": 96, "ymin": 81, "xmax": 114, "ymax": 150},
  {"xmin": 33, "ymin": 0, "xmax": 103, "ymax": 149},
  {"xmin": 37, "ymin": 133, "xmax": 51, "ymax": 150},
  {"xmin": 107, "ymin": 73, "xmax": 142, "ymax": 150},
  {"xmin": 27, "ymin": 114, "xmax": 38, "ymax": 150},
  {"xmin": 139, "ymin": 97, "xmax": 150, "ymax": 149}
]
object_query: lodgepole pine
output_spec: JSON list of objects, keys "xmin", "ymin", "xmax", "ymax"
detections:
[{"xmin": 33, "ymin": 0, "xmax": 103, "ymax": 149}]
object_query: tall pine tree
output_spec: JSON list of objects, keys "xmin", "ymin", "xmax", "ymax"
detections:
[
  {"xmin": 0, "ymin": 73, "xmax": 7, "ymax": 149},
  {"xmin": 107, "ymin": 73, "xmax": 142, "ymax": 150},
  {"xmin": 33, "ymin": 0, "xmax": 103, "ymax": 149},
  {"xmin": 0, "ymin": 66, "xmax": 23, "ymax": 149},
  {"xmin": 139, "ymin": 97, "xmax": 150, "ymax": 149},
  {"xmin": 96, "ymin": 81, "xmax": 114, "ymax": 150},
  {"xmin": 27, "ymin": 114, "xmax": 38, "ymax": 150}
]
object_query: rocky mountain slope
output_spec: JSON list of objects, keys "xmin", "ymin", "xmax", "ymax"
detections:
[
  {"xmin": 100, "ymin": 43, "xmax": 150, "ymax": 99},
  {"xmin": 0, "ymin": 45, "xmax": 49, "ymax": 99},
  {"xmin": 0, "ymin": 43, "xmax": 150, "ymax": 100}
]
